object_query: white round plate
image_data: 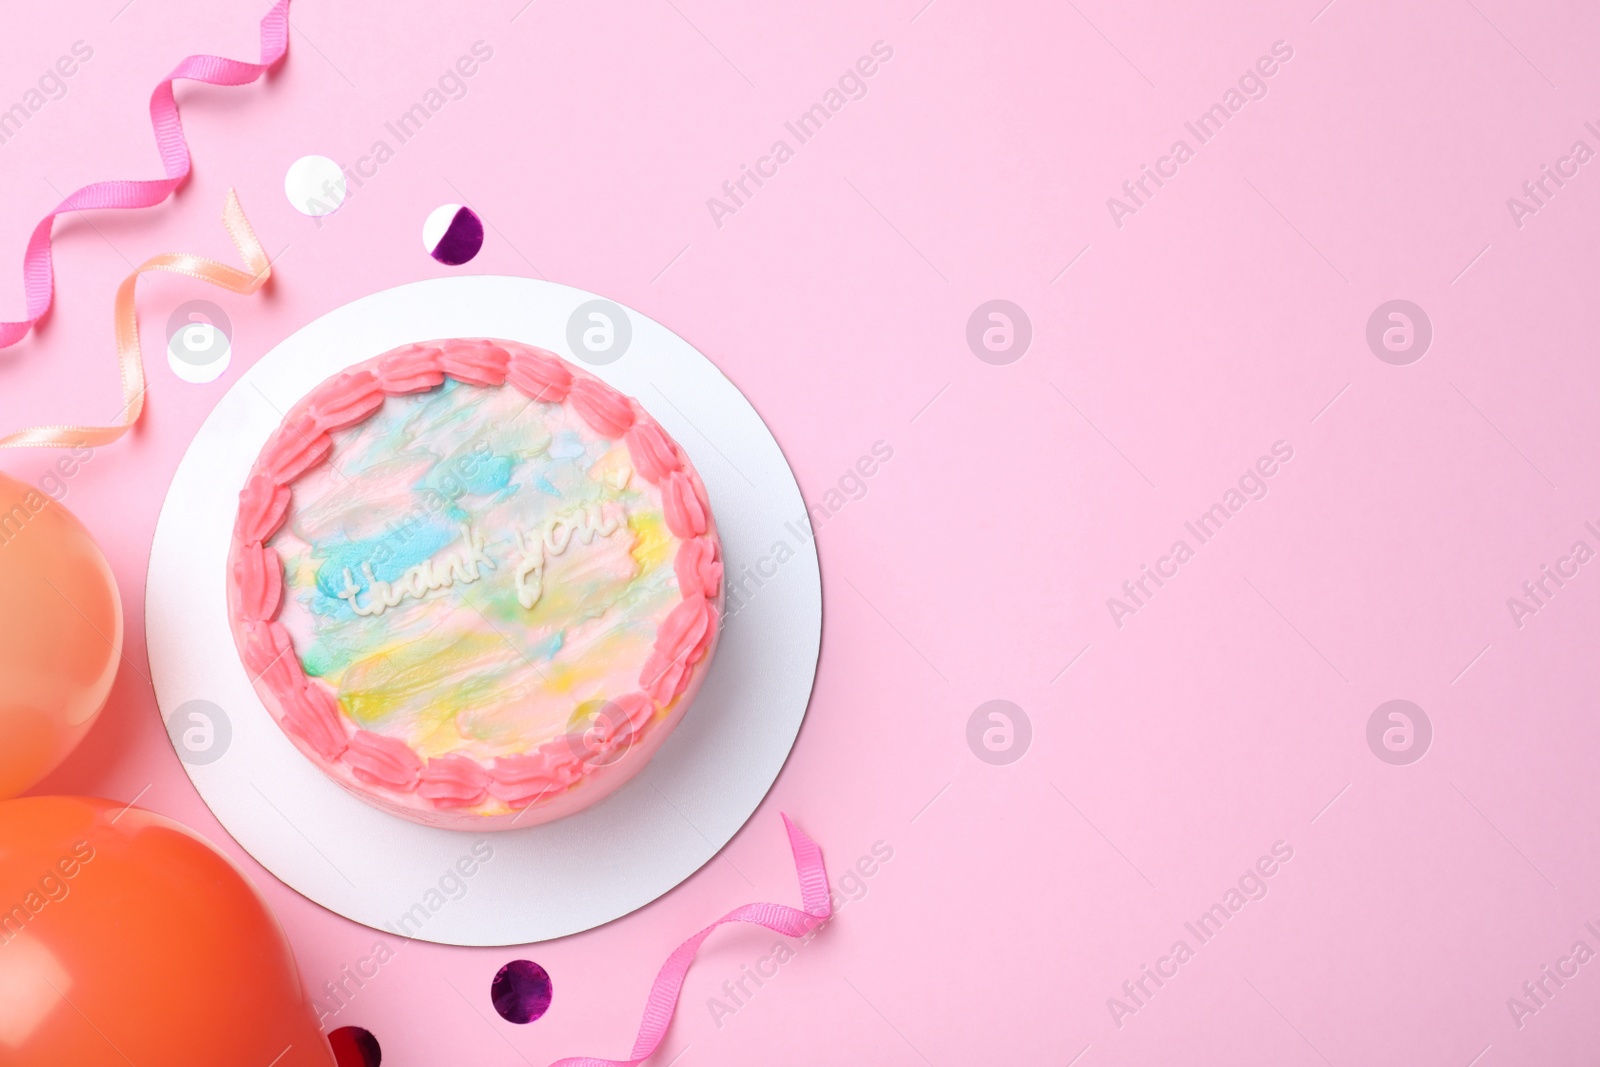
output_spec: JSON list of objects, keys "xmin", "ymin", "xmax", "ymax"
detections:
[{"xmin": 146, "ymin": 276, "xmax": 821, "ymax": 945}]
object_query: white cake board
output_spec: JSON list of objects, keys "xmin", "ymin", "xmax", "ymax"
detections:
[{"xmin": 146, "ymin": 276, "xmax": 821, "ymax": 946}]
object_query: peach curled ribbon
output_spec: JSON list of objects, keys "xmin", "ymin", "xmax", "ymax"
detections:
[
  {"xmin": 0, "ymin": 190, "xmax": 269, "ymax": 450},
  {"xmin": 0, "ymin": 0, "xmax": 290, "ymax": 449},
  {"xmin": 551, "ymin": 815, "xmax": 832, "ymax": 1067}
]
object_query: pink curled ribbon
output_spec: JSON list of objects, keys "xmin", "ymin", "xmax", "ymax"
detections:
[
  {"xmin": 0, "ymin": 0, "xmax": 291, "ymax": 448},
  {"xmin": 552, "ymin": 815, "xmax": 831, "ymax": 1067}
]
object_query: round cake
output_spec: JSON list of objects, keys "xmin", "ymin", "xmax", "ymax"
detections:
[{"xmin": 226, "ymin": 338, "xmax": 723, "ymax": 830}]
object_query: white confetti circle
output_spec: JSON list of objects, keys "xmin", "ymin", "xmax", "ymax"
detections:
[{"xmin": 284, "ymin": 154, "xmax": 346, "ymax": 217}]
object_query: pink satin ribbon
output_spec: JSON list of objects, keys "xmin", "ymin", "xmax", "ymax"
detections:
[
  {"xmin": 552, "ymin": 815, "xmax": 832, "ymax": 1067},
  {"xmin": 0, "ymin": 0, "xmax": 290, "ymax": 448}
]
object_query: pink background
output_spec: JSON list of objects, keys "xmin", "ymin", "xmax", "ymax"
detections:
[{"xmin": 4, "ymin": 0, "xmax": 1600, "ymax": 1063}]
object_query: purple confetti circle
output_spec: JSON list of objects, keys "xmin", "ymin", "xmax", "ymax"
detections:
[
  {"xmin": 425, "ymin": 204, "xmax": 484, "ymax": 266},
  {"xmin": 492, "ymin": 959, "xmax": 554, "ymax": 1024},
  {"xmin": 328, "ymin": 1025, "xmax": 381, "ymax": 1067}
]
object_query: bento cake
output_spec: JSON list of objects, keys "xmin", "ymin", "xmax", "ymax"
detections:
[{"xmin": 227, "ymin": 338, "xmax": 722, "ymax": 829}]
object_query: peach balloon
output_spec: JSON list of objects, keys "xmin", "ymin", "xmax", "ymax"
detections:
[
  {"xmin": 0, "ymin": 797, "xmax": 335, "ymax": 1066},
  {"xmin": 0, "ymin": 471, "xmax": 121, "ymax": 798}
]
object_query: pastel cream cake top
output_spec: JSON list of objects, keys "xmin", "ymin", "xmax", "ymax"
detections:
[{"xmin": 227, "ymin": 338, "xmax": 723, "ymax": 829}]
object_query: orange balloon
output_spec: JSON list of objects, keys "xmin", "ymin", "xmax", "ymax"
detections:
[
  {"xmin": 0, "ymin": 471, "xmax": 122, "ymax": 798},
  {"xmin": 0, "ymin": 796, "xmax": 335, "ymax": 1066}
]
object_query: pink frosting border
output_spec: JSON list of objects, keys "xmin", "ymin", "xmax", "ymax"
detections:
[{"xmin": 227, "ymin": 338, "xmax": 723, "ymax": 828}]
